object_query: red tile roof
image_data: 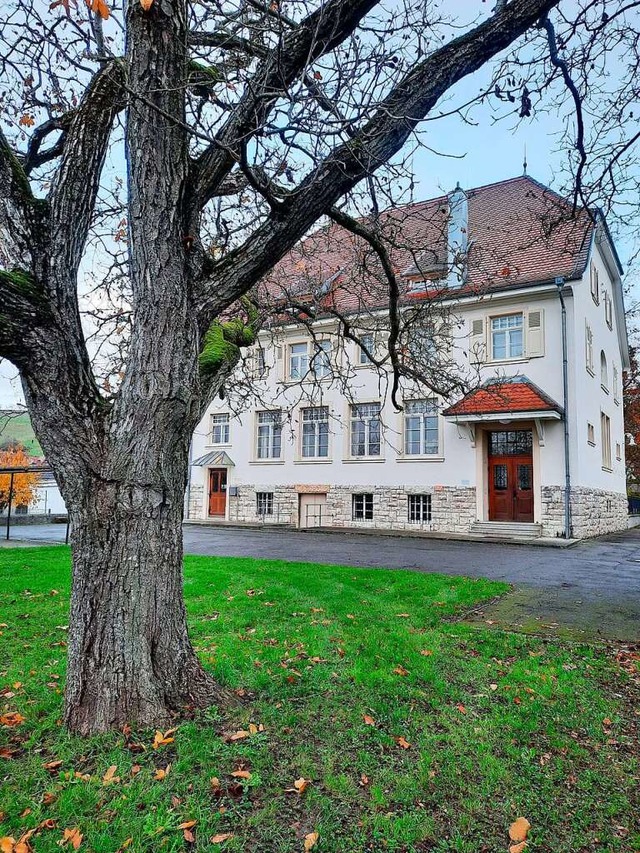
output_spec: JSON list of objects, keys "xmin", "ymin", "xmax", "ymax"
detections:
[
  {"xmin": 258, "ymin": 176, "xmax": 594, "ymax": 315},
  {"xmin": 443, "ymin": 377, "xmax": 563, "ymax": 417}
]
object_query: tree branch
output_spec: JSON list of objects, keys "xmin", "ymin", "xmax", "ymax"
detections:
[
  {"xmin": 199, "ymin": 0, "xmax": 561, "ymax": 326},
  {"xmin": 191, "ymin": 0, "xmax": 380, "ymax": 210},
  {"xmin": 0, "ymin": 128, "xmax": 37, "ymax": 270}
]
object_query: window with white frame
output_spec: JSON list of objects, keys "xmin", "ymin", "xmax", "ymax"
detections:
[
  {"xmin": 613, "ymin": 365, "xmax": 620, "ymax": 404},
  {"xmin": 301, "ymin": 406, "xmax": 329, "ymax": 458},
  {"xmin": 352, "ymin": 493, "xmax": 373, "ymax": 520},
  {"xmin": 585, "ymin": 323, "xmax": 594, "ymax": 374},
  {"xmin": 289, "ymin": 342, "xmax": 309, "ymax": 380},
  {"xmin": 312, "ymin": 340, "xmax": 331, "ymax": 379},
  {"xmin": 255, "ymin": 347, "xmax": 267, "ymax": 378},
  {"xmin": 404, "ymin": 399, "xmax": 439, "ymax": 456},
  {"xmin": 601, "ymin": 350, "xmax": 608, "ymax": 391},
  {"xmin": 256, "ymin": 492, "xmax": 273, "ymax": 516},
  {"xmin": 601, "ymin": 412, "xmax": 612, "ymax": 469},
  {"xmin": 358, "ymin": 333, "xmax": 374, "ymax": 365},
  {"xmin": 590, "ymin": 262, "xmax": 599, "ymax": 304},
  {"xmin": 491, "ymin": 313, "xmax": 524, "ymax": 360},
  {"xmin": 210, "ymin": 413, "xmax": 230, "ymax": 445},
  {"xmin": 408, "ymin": 494, "xmax": 432, "ymax": 523},
  {"xmin": 587, "ymin": 422, "xmax": 595, "ymax": 446},
  {"xmin": 616, "ymin": 442, "xmax": 622, "ymax": 461},
  {"xmin": 256, "ymin": 410, "xmax": 282, "ymax": 459},
  {"xmin": 350, "ymin": 403, "xmax": 381, "ymax": 457}
]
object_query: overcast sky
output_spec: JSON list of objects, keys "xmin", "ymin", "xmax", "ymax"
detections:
[{"xmin": 2, "ymin": 0, "xmax": 638, "ymax": 409}]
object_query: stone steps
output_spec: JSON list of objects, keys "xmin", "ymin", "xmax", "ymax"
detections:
[{"xmin": 470, "ymin": 521, "xmax": 543, "ymax": 539}]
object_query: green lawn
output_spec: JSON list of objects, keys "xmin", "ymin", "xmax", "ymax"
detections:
[{"xmin": 0, "ymin": 547, "xmax": 638, "ymax": 852}]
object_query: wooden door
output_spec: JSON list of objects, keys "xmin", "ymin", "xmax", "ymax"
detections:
[
  {"xmin": 489, "ymin": 456, "xmax": 534, "ymax": 522},
  {"xmin": 299, "ymin": 493, "xmax": 328, "ymax": 528},
  {"xmin": 208, "ymin": 468, "xmax": 227, "ymax": 517}
]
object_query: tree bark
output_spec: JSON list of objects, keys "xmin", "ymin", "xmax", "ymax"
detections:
[{"xmin": 63, "ymin": 470, "xmax": 226, "ymax": 735}]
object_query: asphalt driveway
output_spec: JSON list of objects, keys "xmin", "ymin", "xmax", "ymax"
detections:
[{"xmin": 6, "ymin": 522, "xmax": 640, "ymax": 640}]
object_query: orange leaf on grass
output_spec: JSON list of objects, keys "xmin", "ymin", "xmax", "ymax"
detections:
[
  {"xmin": 62, "ymin": 827, "xmax": 83, "ymax": 849},
  {"xmin": 231, "ymin": 770, "xmax": 251, "ymax": 779},
  {"xmin": 509, "ymin": 843, "xmax": 527, "ymax": 853},
  {"xmin": 362, "ymin": 714, "xmax": 376, "ymax": 726},
  {"xmin": 102, "ymin": 765, "xmax": 119, "ymax": 785},
  {"xmin": 210, "ymin": 834, "xmax": 234, "ymax": 844},
  {"xmin": 154, "ymin": 764, "xmax": 171, "ymax": 781},
  {"xmin": 420, "ymin": 649, "xmax": 433, "ymax": 656},
  {"xmin": 393, "ymin": 666, "xmax": 409, "ymax": 676},
  {"xmin": 304, "ymin": 831, "xmax": 319, "ymax": 850},
  {"xmin": 0, "ymin": 712, "xmax": 25, "ymax": 727},
  {"xmin": 152, "ymin": 728, "xmax": 176, "ymax": 749},
  {"xmin": 395, "ymin": 736, "xmax": 411, "ymax": 749},
  {"xmin": 509, "ymin": 817, "xmax": 531, "ymax": 843},
  {"xmin": 1, "ymin": 839, "xmax": 16, "ymax": 853},
  {"xmin": 178, "ymin": 821, "xmax": 197, "ymax": 830}
]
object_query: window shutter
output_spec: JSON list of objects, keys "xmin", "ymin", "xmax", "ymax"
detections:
[
  {"xmin": 469, "ymin": 318, "xmax": 485, "ymax": 363},
  {"xmin": 275, "ymin": 345, "xmax": 284, "ymax": 381},
  {"xmin": 526, "ymin": 309, "xmax": 544, "ymax": 357}
]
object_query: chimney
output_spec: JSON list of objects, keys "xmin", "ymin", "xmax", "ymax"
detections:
[{"xmin": 447, "ymin": 183, "xmax": 468, "ymax": 288}]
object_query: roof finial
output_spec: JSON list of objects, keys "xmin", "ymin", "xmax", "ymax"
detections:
[{"xmin": 523, "ymin": 143, "xmax": 528, "ymax": 176}]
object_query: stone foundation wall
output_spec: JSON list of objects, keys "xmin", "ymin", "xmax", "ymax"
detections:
[
  {"xmin": 228, "ymin": 485, "xmax": 298, "ymax": 525},
  {"xmin": 541, "ymin": 485, "xmax": 628, "ymax": 538}
]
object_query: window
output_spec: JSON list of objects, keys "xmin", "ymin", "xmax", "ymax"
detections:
[
  {"xmin": 405, "ymin": 324, "xmax": 437, "ymax": 365},
  {"xmin": 404, "ymin": 399, "xmax": 439, "ymax": 456},
  {"xmin": 256, "ymin": 492, "xmax": 273, "ymax": 516},
  {"xmin": 601, "ymin": 412, "xmax": 612, "ymax": 470},
  {"xmin": 255, "ymin": 348, "xmax": 267, "ymax": 378},
  {"xmin": 488, "ymin": 430, "xmax": 533, "ymax": 456},
  {"xmin": 408, "ymin": 494, "xmax": 432, "ymax": 523},
  {"xmin": 590, "ymin": 262, "xmax": 599, "ymax": 304},
  {"xmin": 616, "ymin": 442, "xmax": 622, "ymax": 461},
  {"xmin": 585, "ymin": 323, "xmax": 594, "ymax": 374},
  {"xmin": 289, "ymin": 342, "xmax": 309, "ymax": 380},
  {"xmin": 604, "ymin": 291, "xmax": 613, "ymax": 329},
  {"xmin": 301, "ymin": 406, "xmax": 329, "ymax": 458},
  {"xmin": 600, "ymin": 350, "xmax": 608, "ymax": 392},
  {"xmin": 15, "ymin": 504, "xmax": 28, "ymax": 515},
  {"xmin": 350, "ymin": 403, "xmax": 381, "ymax": 457},
  {"xmin": 256, "ymin": 410, "xmax": 282, "ymax": 459},
  {"xmin": 312, "ymin": 340, "xmax": 331, "ymax": 379},
  {"xmin": 587, "ymin": 423, "xmax": 595, "ymax": 446},
  {"xmin": 491, "ymin": 313, "xmax": 523, "ymax": 360},
  {"xmin": 352, "ymin": 493, "xmax": 373, "ymax": 520},
  {"xmin": 613, "ymin": 365, "xmax": 620, "ymax": 404},
  {"xmin": 359, "ymin": 333, "xmax": 374, "ymax": 365},
  {"xmin": 211, "ymin": 413, "xmax": 230, "ymax": 445}
]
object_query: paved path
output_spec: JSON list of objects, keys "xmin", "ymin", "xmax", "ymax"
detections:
[{"xmin": 6, "ymin": 523, "xmax": 640, "ymax": 640}]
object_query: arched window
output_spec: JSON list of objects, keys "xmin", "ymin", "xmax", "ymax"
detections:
[{"xmin": 600, "ymin": 350, "xmax": 608, "ymax": 391}]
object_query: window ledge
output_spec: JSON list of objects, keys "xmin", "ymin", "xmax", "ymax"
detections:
[
  {"xmin": 293, "ymin": 458, "xmax": 333, "ymax": 464},
  {"xmin": 587, "ymin": 441, "xmax": 596, "ymax": 447},
  {"xmin": 601, "ymin": 385, "xmax": 610, "ymax": 394},
  {"xmin": 205, "ymin": 443, "xmax": 232, "ymax": 449},
  {"xmin": 397, "ymin": 456, "xmax": 444, "ymax": 463},
  {"xmin": 586, "ymin": 367, "xmax": 595, "ymax": 377},
  {"xmin": 249, "ymin": 459, "xmax": 285, "ymax": 465},
  {"xmin": 342, "ymin": 457, "xmax": 386, "ymax": 463},
  {"xmin": 602, "ymin": 465, "xmax": 613, "ymax": 473},
  {"xmin": 486, "ymin": 356, "xmax": 530, "ymax": 366}
]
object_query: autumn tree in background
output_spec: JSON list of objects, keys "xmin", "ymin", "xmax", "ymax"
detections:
[
  {"xmin": 0, "ymin": 443, "xmax": 41, "ymax": 513},
  {"xmin": 0, "ymin": 0, "xmax": 639, "ymax": 733}
]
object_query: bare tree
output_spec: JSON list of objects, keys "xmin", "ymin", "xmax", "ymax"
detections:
[{"xmin": 1, "ymin": 0, "xmax": 615, "ymax": 734}]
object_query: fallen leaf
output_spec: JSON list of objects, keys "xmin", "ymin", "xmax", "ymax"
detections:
[
  {"xmin": 490, "ymin": 683, "xmax": 498, "ymax": 691},
  {"xmin": 346, "ymin": 614, "xmax": 355, "ymax": 619},
  {"xmin": 0, "ymin": 839, "xmax": 15, "ymax": 853},
  {"xmin": 44, "ymin": 760, "xmax": 63, "ymax": 773},
  {"xmin": 509, "ymin": 817, "xmax": 531, "ymax": 843},
  {"xmin": 226, "ymin": 730, "xmax": 250, "ymax": 742},
  {"xmin": 456, "ymin": 704, "xmax": 467, "ymax": 715},
  {"xmin": 362, "ymin": 714, "xmax": 376, "ymax": 726},
  {"xmin": 420, "ymin": 649, "xmax": 433, "ymax": 656},
  {"xmin": 231, "ymin": 770, "xmax": 251, "ymax": 779},
  {"xmin": 102, "ymin": 765, "xmax": 119, "ymax": 785},
  {"xmin": 395, "ymin": 736, "xmax": 411, "ymax": 749},
  {"xmin": 183, "ymin": 829, "xmax": 195, "ymax": 843},
  {"xmin": 0, "ymin": 712, "xmax": 25, "ymax": 727},
  {"xmin": 154, "ymin": 764, "xmax": 171, "ymax": 781},
  {"xmin": 509, "ymin": 843, "xmax": 527, "ymax": 853},
  {"xmin": 393, "ymin": 665, "xmax": 409, "ymax": 676},
  {"xmin": 304, "ymin": 832, "xmax": 319, "ymax": 850},
  {"xmin": 152, "ymin": 728, "xmax": 176, "ymax": 749},
  {"xmin": 62, "ymin": 827, "xmax": 83, "ymax": 849},
  {"xmin": 293, "ymin": 777, "xmax": 310, "ymax": 794},
  {"xmin": 178, "ymin": 821, "xmax": 197, "ymax": 830},
  {"xmin": 210, "ymin": 834, "xmax": 234, "ymax": 844},
  {"xmin": 360, "ymin": 773, "xmax": 369, "ymax": 786},
  {"xmin": 43, "ymin": 793, "xmax": 56, "ymax": 806}
]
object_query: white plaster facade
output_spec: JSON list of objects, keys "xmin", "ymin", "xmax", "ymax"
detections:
[{"xmin": 187, "ymin": 182, "xmax": 629, "ymax": 540}]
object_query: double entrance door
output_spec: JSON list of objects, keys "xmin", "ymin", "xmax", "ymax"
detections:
[
  {"xmin": 208, "ymin": 468, "xmax": 227, "ymax": 517},
  {"xmin": 488, "ymin": 430, "xmax": 534, "ymax": 523}
]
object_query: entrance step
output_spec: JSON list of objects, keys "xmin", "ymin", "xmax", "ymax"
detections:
[{"xmin": 470, "ymin": 521, "xmax": 542, "ymax": 539}]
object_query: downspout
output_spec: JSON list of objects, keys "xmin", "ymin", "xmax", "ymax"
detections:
[
  {"xmin": 556, "ymin": 277, "xmax": 572, "ymax": 538},
  {"xmin": 185, "ymin": 439, "xmax": 193, "ymax": 521}
]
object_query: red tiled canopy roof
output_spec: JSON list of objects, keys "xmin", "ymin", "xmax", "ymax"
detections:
[
  {"xmin": 443, "ymin": 377, "xmax": 563, "ymax": 418},
  {"xmin": 258, "ymin": 175, "xmax": 594, "ymax": 315}
]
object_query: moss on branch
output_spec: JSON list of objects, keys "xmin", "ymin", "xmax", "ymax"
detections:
[{"xmin": 199, "ymin": 315, "xmax": 256, "ymax": 378}]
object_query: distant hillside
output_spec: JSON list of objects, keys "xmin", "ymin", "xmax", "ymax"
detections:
[{"xmin": 0, "ymin": 411, "xmax": 43, "ymax": 457}]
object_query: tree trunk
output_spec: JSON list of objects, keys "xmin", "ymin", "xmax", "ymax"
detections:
[{"xmin": 63, "ymin": 474, "xmax": 226, "ymax": 735}]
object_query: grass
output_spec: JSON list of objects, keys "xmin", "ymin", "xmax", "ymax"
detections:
[{"xmin": 0, "ymin": 546, "xmax": 638, "ymax": 852}]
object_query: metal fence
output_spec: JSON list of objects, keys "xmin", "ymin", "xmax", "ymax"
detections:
[{"xmin": 0, "ymin": 465, "xmax": 69, "ymax": 542}]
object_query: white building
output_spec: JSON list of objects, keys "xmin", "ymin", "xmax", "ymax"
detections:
[{"xmin": 187, "ymin": 176, "xmax": 629, "ymax": 540}]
